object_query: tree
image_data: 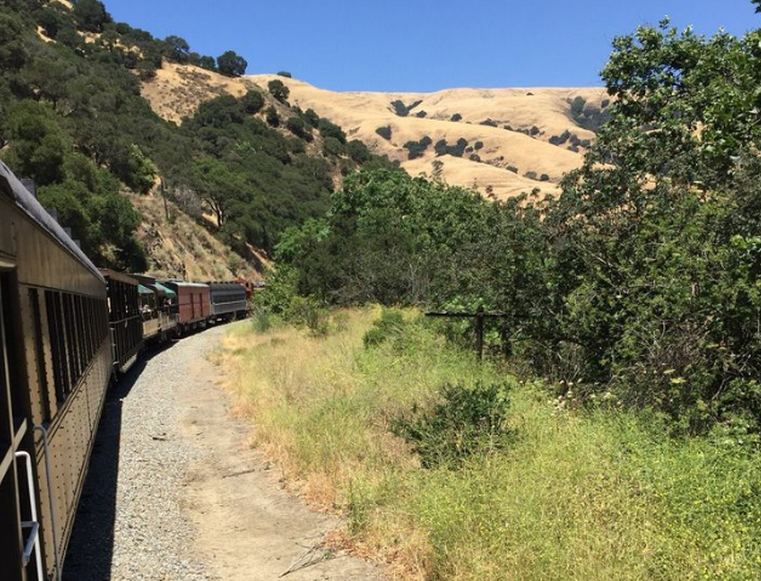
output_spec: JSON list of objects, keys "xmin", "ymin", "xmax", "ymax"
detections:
[
  {"xmin": 217, "ymin": 50, "xmax": 247, "ymax": 76},
  {"xmin": 198, "ymin": 55, "xmax": 216, "ymax": 71},
  {"xmin": 0, "ymin": 12, "xmax": 29, "ymax": 70},
  {"xmin": 265, "ymin": 106, "xmax": 279, "ymax": 127},
  {"xmin": 163, "ymin": 35, "xmax": 190, "ymax": 63},
  {"xmin": 268, "ymin": 79, "xmax": 290, "ymax": 103},
  {"xmin": 72, "ymin": 0, "xmax": 112, "ymax": 32},
  {"xmin": 239, "ymin": 90, "xmax": 264, "ymax": 114}
]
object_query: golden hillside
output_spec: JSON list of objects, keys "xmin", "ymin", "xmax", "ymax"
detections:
[
  {"xmin": 128, "ymin": 192, "xmax": 267, "ymax": 282},
  {"xmin": 142, "ymin": 63, "xmax": 608, "ymax": 199}
]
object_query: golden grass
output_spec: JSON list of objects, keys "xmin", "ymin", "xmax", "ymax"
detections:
[{"xmin": 217, "ymin": 309, "xmax": 761, "ymax": 580}]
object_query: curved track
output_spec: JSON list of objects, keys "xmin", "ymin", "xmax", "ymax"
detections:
[{"xmin": 63, "ymin": 327, "xmax": 380, "ymax": 580}]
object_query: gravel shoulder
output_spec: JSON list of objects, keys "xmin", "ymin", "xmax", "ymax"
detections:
[{"xmin": 64, "ymin": 326, "xmax": 381, "ymax": 581}]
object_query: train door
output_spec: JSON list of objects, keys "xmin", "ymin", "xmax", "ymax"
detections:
[{"xmin": 0, "ymin": 271, "xmax": 43, "ymax": 581}]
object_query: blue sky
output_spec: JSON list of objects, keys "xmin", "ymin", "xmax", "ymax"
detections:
[{"xmin": 104, "ymin": 0, "xmax": 757, "ymax": 91}]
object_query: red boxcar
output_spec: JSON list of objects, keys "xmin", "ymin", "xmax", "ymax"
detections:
[{"xmin": 163, "ymin": 282, "xmax": 210, "ymax": 331}]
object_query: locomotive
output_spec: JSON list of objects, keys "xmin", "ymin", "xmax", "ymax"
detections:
[{"xmin": 0, "ymin": 161, "xmax": 249, "ymax": 580}]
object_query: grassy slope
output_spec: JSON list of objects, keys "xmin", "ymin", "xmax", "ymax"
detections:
[
  {"xmin": 141, "ymin": 64, "xmax": 605, "ymax": 200},
  {"xmin": 218, "ymin": 309, "xmax": 761, "ymax": 580}
]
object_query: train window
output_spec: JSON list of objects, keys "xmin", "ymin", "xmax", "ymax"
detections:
[
  {"xmin": 63, "ymin": 294, "xmax": 78, "ymax": 389},
  {"xmin": 45, "ymin": 291, "xmax": 69, "ymax": 404},
  {"xmin": 28, "ymin": 289, "xmax": 52, "ymax": 423}
]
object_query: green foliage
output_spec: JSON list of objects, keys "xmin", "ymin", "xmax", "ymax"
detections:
[
  {"xmin": 217, "ymin": 49, "xmax": 247, "ymax": 76},
  {"xmin": 390, "ymin": 99, "xmax": 422, "ymax": 117},
  {"xmin": 375, "ymin": 125, "xmax": 392, "ymax": 140},
  {"xmin": 402, "ymin": 136, "xmax": 432, "ymax": 160},
  {"xmin": 286, "ymin": 115, "xmax": 311, "ymax": 140},
  {"xmin": 276, "ymin": 70, "xmax": 292, "ymax": 78},
  {"xmin": 362, "ymin": 308, "xmax": 406, "ymax": 347},
  {"xmin": 393, "ymin": 382, "xmax": 513, "ymax": 468},
  {"xmin": 346, "ymin": 139, "xmax": 370, "ymax": 163},
  {"xmin": 303, "ymin": 108, "xmax": 320, "ymax": 128},
  {"xmin": 240, "ymin": 90, "xmax": 264, "ymax": 114},
  {"xmin": 264, "ymin": 105, "xmax": 279, "ymax": 127},
  {"xmin": 72, "ymin": 0, "xmax": 111, "ymax": 33},
  {"xmin": 450, "ymin": 113, "xmax": 462, "ymax": 122},
  {"xmin": 317, "ymin": 117, "xmax": 346, "ymax": 144},
  {"xmin": 267, "ymin": 79, "xmax": 290, "ymax": 103}
]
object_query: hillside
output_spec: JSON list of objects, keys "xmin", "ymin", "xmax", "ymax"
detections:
[
  {"xmin": 128, "ymin": 192, "xmax": 267, "ymax": 282},
  {"xmin": 142, "ymin": 63, "xmax": 608, "ymax": 199},
  {"xmin": 0, "ymin": 1, "xmax": 392, "ymax": 278}
]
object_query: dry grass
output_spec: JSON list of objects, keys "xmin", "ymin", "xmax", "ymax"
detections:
[
  {"xmin": 128, "ymin": 191, "xmax": 266, "ymax": 281},
  {"xmin": 140, "ymin": 64, "xmax": 605, "ymax": 200},
  {"xmin": 216, "ymin": 309, "xmax": 761, "ymax": 580}
]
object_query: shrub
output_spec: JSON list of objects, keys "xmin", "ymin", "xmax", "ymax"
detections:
[
  {"xmin": 301, "ymin": 109, "xmax": 319, "ymax": 128},
  {"xmin": 480, "ymin": 118, "xmax": 498, "ymax": 127},
  {"xmin": 474, "ymin": 140, "xmax": 484, "ymax": 150},
  {"xmin": 390, "ymin": 99, "xmax": 422, "ymax": 117},
  {"xmin": 217, "ymin": 50, "xmax": 247, "ymax": 76},
  {"xmin": 539, "ymin": 173, "xmax": 550, "ymax": 181},
  {"xmin": 277, "ymin": 71, "xmax": 292, "ymax": 78},
  {"xmin": 286, "ymin": 116, "xmax": 311, "ymax": 140},
  {"xmin": 434, "ymin": 139, "xmax": 448, "ymax": 156},
  {"xmin": 530, "ymin": 126, "xmax": 541, "ymax": 136},
  {"xmin": 268, "ymin": 79, "xmax": 290, "ymax": 103},
  {"xmin": 415, "ymin": 110, "xmax": 427, "ymax": 118},
  {"xmin": 265, "ymin": 106, "xmax": 279, "ymax": 127},
  {"xmin": 469, "ymin": 153, "xmax": 481, "ymax": 162},
  {"xmin": 392, "ymin": 382, "xmax": 513, "ymax": 468},
  {"xmin": 451, "ymin": 113, "xmax": 462, "ymax": 122},
  {"xmin": 240, "ymin": 90, "xmax": 264, "ymax": 114},
  {"xmin": 375, "ymin": 125, "xmax": 392, "ymax": 140},
  {"xmin": 507, "ymin": 165, "xmax": 518, "ymax": 173},
  {"xmin": 318, "ymin": 118, "xmax": 346, "ymax": 143},
  {"xmin": 570, "ymin": 95, "xmax": 586, "ymax": 118},
  {"xmin": 363, "ymin": 308, "xmax": 406, "ymax": 347},
  {"xmin": 347, "ymin": 140, "xmax": 371, "ymax": 163},
  {"xmin": 524, "ymin": 170, "xmax": 538, "ymax": 179}
]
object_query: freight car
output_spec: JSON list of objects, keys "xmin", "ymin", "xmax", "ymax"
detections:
[
  {"xmin": 1, "ymin": 161, "xmax": 112, "ymax": 581},
  {"xmin": 163, "ymin": 281, "xmax": 210, "ymax": 334},
  {"xmin": 208, "ymin": 282, "xmax": 248, "ymax": 323}
]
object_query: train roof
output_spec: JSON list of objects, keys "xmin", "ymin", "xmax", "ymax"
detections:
[
  {"xmin": 163, "ymin": 281, "xmax": 209, "ymax": 289},
  {"xmin": 0, "ymin": 161, "xmax": 104, "ymax": 283},
  {"xmin": 100, "ymin": 268, "xmax": 139, "ymax": 286}
]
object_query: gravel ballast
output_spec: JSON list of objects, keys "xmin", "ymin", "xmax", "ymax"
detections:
[{"xmin": 63, "ymin": 327, "xmax": 225, "ymax": 581}]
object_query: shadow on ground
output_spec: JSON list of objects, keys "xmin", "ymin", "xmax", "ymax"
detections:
[{"xmin": 62, "ymin": 340, "xmax": 174, "ymax": 581}]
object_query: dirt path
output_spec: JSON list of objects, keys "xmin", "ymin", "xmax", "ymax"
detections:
[{"xmin": 64, "ymin": 326, "xmax": 381, "ymax": 580}]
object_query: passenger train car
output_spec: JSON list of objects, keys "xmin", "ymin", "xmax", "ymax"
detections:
[{"xmin": 0, "ymin": 161, "xmax": 250, "ymax": 580}]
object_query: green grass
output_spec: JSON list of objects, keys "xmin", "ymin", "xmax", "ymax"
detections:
[{"xmin": 221, "ymin": 307, "xmax": 761, "ymax": 580}]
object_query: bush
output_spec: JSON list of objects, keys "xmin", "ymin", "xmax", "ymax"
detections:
[
  {"xmin": 268, "ymin": 79, "xmax": 290, "ymax": 103},
  {"xmin": 363, "ymin": 308, "xmax": 406, "ymax": 347},
  {"xmin": 390, "ymin": 99, "xmax": 422, "ymax": 117},
  {"xmin": 277, "ymin": 71, "xmax": 292, "ymax": 78},
  {"xmin": 265, "ymin": 106, "xmax": 279, "ymax": 127},
  {"xmin": 318, "ymin": 118, "xmax": 346, "ymax": 143},
  {"xmin": 474, "ymin": 140, "xmax": 484, "ymax": 150},
  {"xmin": 375, "ymin": 125, "xmax": 392, "ymax": 140},
  {"xmin": 286, "ymin": 116, "xmax": 311, "ymax": 140},
  {"xmin": 240, "ymin": 90, "xmax": 264, "ymax": 114},
  {"xmin": 217, "ymin": 50, "xmax": 247, "ymax": 76},
  {"xmin": 524, "ymin": 170, "xmax": 538, "ymax": 180},
  {"xmin": 480, "ymin": 118, "xmax": 498, "ymax": 127},
  {"xmin": 415, "ymin": 110, "xmax": 427, "ymax": 118},
  {"xmin": 304, "ymin": 108, "xmax": 320, "ymax": 128},
  {"xmin": 539, "ymin": 173, "xmax": 550, "ymax": 181},
  {"xmin": 450, "ymin": 113, "xmax": 462, "ymax": 122},
  {"xmin": 392, "ymin": 382, "xmax": 513, "ymax": 468}
]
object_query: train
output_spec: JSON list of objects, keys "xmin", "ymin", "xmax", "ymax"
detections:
[{"xmin": 0, "ymin": 161, "xmax": 251, "ymax": 580}]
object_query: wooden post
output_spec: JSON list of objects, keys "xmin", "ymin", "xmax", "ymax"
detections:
[
  {"xmin": 475, "ymin": 306, "xmax": 485, "ymax": 360},
  {"xmin": 425, "ymin": 308, "xmax": 509, "ymax": 361}
]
